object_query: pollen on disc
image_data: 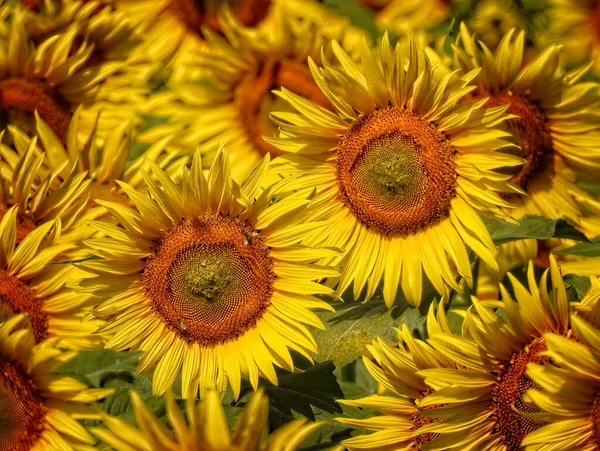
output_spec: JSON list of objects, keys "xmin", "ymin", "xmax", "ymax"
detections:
[
  {"xmin": 143, "ymin": 216, "xmax": 274, "ymax": 346},
  {"xmin": 337, "ymin": 107, "xmax": 457, "ymax": 236},
  {"xmin": 0, "ymin": 360, "xmax": 47, "ymax": 451}
]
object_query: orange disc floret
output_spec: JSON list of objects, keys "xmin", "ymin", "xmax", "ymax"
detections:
[
  {"xmin": 0, "ymin": 78, "xmax": 72, "ymax": 146},
  {"xmin": 0, "ymin": 271, "xmax": 48, "ymax": 343},
  {"xmin": 235, "ymin": 59, "xmax": 331, "ymax": 158},
  {"xmin": 143, "ymin": 215, "xmax": 274, "ymax": 346},
  {"xmin": 0, "ymin": 359, "xmax": 47, "ymax": 451},
  {"xmin": 336, "ymin": 107, "xmax": 456, "ymax": 236},
  {"xmin": 592, "ymin": 391, "xmax": 600, "ymax": 447},
  {"xmin": 492, "ymin": 339, "xmax": 549, "ymax": 450},
  {"xmin": 485, "ymin": 92, "xmax": 553, "ymax": 190},
  {"xmin": 412, "ymin": 390, "xmax": 445, "ymax": 448}
]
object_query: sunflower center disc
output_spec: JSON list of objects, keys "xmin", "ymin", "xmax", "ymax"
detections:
[
  {"xmin": 170, "ymin": 0, "xmax": 272, "ymax": 35},
  {"xmin": 492, "ymin": 340, "xmax": 549, "ymax": 450},
  {"xmin": 0, "ymin": 271, "xmax": 48, "ymax": 343},
  {"xmin": 0, "ymin": 203, "xmax": 37, "ymax": 244},
  {"xmin": 591, "ymin": 391, "xmax": 600, "ymax": 446},
  {"xmin": 336, "ymin": 107, "xmax": 457, "ymax": 236},
  {"xmin": 0, "ymin": 78, "xmax": 72, "ymax": 145},
  {"xmin": 235, "ymin": 58, "xmax": 331, "ymax": 157},
  {"xmin": 143, "ymin": 216, "xmax": 274, "ymax": 346},
  {"xmin": 0, "ymin": 360, "xmax": 47, "ymax": 451},
  {"xmin": 486, "ymin": 92, "xmax": 552, "ymax": 190},
  {"xmin": 412, "ymin": 402, "xmax": 442, "ymax": 448}
]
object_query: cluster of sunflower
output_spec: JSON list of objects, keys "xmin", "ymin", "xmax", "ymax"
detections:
[{"xmin": 2, "ymin": 0, "xmax": 600, "ymax": 450}]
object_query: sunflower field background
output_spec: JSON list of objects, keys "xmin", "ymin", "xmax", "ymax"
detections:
[{"xmin": 3, "ymin": 0, "xmax": 600, "ymax": 450}]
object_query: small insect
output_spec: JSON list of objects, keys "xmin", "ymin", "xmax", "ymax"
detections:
[{"xmin": 179, "ymin": 319, "xmax": 187, "ymax": 331}]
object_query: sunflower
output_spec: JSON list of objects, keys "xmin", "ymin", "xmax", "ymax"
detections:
[
  {"xmin": 91, "ymin": 387, "xmax": 323, "ymax": 451},
  {"xmin": 0, "ymin": 119, "xmax": 92, "ymax": 247},
  {"xmin": 0, "ymin": 209, "xmax": 103, "ymax": 348},
  {"xmin": 82, "ymin": 147, "xmax": 337, "ymax": 399},
  {"xmin": 336, "ymin": 302, "xmax": 458, "ymax": 450},
  {"xmin": 476, "ymin": 236, "xmax": 600, "ymax": 300},
  {"xmin": 114, "ymin": 0, "xmax": 276, "ymax": 68},
  {"xmin": 0, "ymin": 314, "xmax": 112, "ymax": 450},
  {"xmin": 0, "ymin": 3, "xmax": 154, "ymax": 145},
  {"xmin": 454, "ymin": 24, "xmax": 600, "ymax": 231},
  {"xmin": 523, "ymin": 284, "xmax": 600, "ymax": 451},
  {"xmin": 4, "ymin": 106, "xmax": 189, "ymax": 229},
  {"xmin": 268, "ymin": 34, "xmax": 523, "ymax": 307},
  {"xmin": 415, "ymin": 255, "xmax": 600, "ymax": 450},
  {"xmin": 466, "ymin": 0, "xmax": 526, "ymax": 50},
  {"xmin": 20, "ymin": 0, "xmax": 142, "ymax": 61},
  {"xmin": 548, "ymin": 0, "xmax": 600, "ymax": 75},
  {"xmin": 358, "ymin": 0, "xmax": 451, "ymax": 37},
  {"xmin": 137, "ymin": 0, "xmax": 364, "ymax": 182}
]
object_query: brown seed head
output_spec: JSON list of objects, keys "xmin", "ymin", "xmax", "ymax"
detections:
[
  {"xmin": 485, "ymin": 92, "xmax": 552, "ymax": 191},
  {"xmin": 0, "ymin": 78, "xmax": 71, "ymax": 146},
  {"xmin": 0, "ymin": 359, "xmax": 47, "ymax": 451},
  {"xmin": 143, "ymin": 215, "xmax": 274, "ymax": 346},
  {"xmin": 336, "ymin": 107, "xmax": 457, "ymax": 236},
  {"xmin": 235, "ymin": 59, "xmax": 331, "ymax": 158},
  {"xmin": 0, "ymin": 271, "xmax": 48, "ymax": 344},
  {"xmin": 492, "ymin": 340, "xmax": 549, "ymax": 450}
]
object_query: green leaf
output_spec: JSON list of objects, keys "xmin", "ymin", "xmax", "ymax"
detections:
[
  {"xmin": 553, "ymin": 220, "xmax": 590, "ymax": 242},
  {"xmin": 57, "ymin": 350, "xmax": 142, "ymax": 387},
  {"xmin": 555, "ymin": 242, "xmax": 600, "ymax": 257},
  {"xmin": 322, "ymin": 0, "xmax": 380, "ymax": 40},
  {"xmin": 578, "ymin": 181, "xmax": 600, "ymax": 197},
  {"xmin": 482, "ymin": 215, "xmax": 556, "ymax": 244},
  {"xmin": 311, "ymin": 300, "xmax": 396, "ymax": 366},
  {"xmin": 96, "ymin": 376, "xmax": 171, "ymax": 425},
  {"xmin": 563, "ymin": 275, "xmax": 592, "ymax": 300},
  {"xmin": 241, "ymin": 361, "xmax": 343, "ymax": 428}
]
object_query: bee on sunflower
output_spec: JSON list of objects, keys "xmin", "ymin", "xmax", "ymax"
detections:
[
  {"xmin": 269, "ymin": 33, "xmax": 524, "ymax": 307},
  {"xmin": 0, "ymin": 315, "xmax": 112, "ymax": 450},
  {"xmin": 91, "ymin": 386, "xmax": 323, "ymax": 450},
  {"xmin": 82, "ymin": 147, "xmax": 338, "ymax": 399},
  {"xmin": 138, "ymin": 0, "xmax": 365, "ymax": 181},
  {"xmin": 0, "ymin": 3, "xmax": 154, "ymax": 145},
  {"xmin": 336, "ymin": 302, "xmax": 458, "ymax": 450},
  {"xmin": 415, "ymin": 255, "xmax": 600, "ymax": 450},
  {"xmin": 523, "ymin": 278, "xmax": 600, "ymax": 450}
]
